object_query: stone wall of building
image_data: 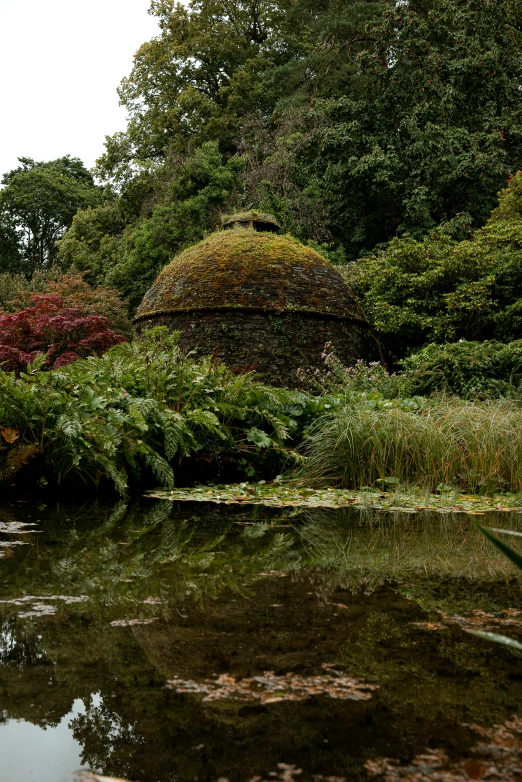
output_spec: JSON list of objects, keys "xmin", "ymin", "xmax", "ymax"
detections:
[{"xmin": 135, "ymin": 310, "xmax": 382, "ymax": 387}]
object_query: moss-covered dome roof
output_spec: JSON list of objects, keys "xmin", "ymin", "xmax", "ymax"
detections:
[{"xmin": 134, "ymin": 230, "xmax": 368, "ymax": 322}]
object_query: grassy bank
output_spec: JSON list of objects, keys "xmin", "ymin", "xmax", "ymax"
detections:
[{"xmin": 300, "ymin": 397, "xmax": 522, "ymax": 494}]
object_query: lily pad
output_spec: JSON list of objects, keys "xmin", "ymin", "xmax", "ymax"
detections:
[{"xmin": 147, "ymin": 482, "xmax": 522, "ymax": 514}]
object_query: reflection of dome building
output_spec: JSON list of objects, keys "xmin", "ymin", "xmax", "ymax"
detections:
[{"xmin": 134, "ymin": 213, "xmax": 380, "ymax": 386}]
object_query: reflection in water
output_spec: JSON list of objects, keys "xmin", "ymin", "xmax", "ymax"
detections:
[
  {"xmin": 0, "ymin": 697, "xmax": 97, "ymax": 782},
  {"xmin": 0, "ymin": 499, "xmax": 522, "ymax": 780}
]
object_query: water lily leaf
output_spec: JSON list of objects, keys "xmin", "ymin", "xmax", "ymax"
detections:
[{"xmin": 147, "ymin": 484, "xmax": 522, "ymax": 514}]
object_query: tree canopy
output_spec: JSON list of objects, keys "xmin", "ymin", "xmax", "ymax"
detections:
[
  {"xmin": 0, "ymin": 156, "xmax": 101, "ymax": 275},
  {"xmin": 96, "ymin": 0, "xmax": 384, "ymax": 182},
  {"xmin": 301, "ymin": 0, "xmax": 522, "ymax": 256}
]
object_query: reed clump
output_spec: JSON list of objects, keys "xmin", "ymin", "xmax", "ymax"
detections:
[{"xmin": 301, "ymin": 397, "xmax": 522, "ymax": 493}]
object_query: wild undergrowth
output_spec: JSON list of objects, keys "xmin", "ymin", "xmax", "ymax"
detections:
[
  {"xmin": 400, "ymin": 340, "xmax": 522, "ymax": 399},
  {"xmin": 294, "ymin": 342, "xmax": 522, "ymax": 495},
  {"xmin": 4, "ymin": 327, "xmax": 522, "ymax": 498},
  {"xmin": 0, "ymin": 328, "xmax": 323, "ymax": 495}
]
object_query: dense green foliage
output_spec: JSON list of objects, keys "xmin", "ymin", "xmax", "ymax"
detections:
[
  {"xmin": 303, "ymin": 0, "xmax": 522, "ymax": 256},
  {"xmin": 58, "ymin": 143, "xmax": 244, "ymax": 308},
  {"xmin": 4, "ymin": 322, "xmax": 522, "ymax": 496},
  {"xmin": 400, "ymin": 341, "xmax": 522, "ymax": 399},
  {"xmin": 0, "ymin": 157, "xmax": 101, "ymax": 274},
  {"xmin": 346, "ymin": 173, "xmax": 522, "ymax": 362},
  {"xmin": 0, "ymin": 328, "xmax": 326, "ymax": 494},
  {"xmin": 96, "ymin": 0, "xmax": 384, "ymax": 180}
]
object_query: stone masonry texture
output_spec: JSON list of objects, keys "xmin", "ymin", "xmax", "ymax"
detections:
[{"xmin": 134, "ymin": 228, "xmax": 381, "ymax": 388}]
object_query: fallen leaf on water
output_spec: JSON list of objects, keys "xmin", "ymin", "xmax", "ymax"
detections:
[
  {"xmin": 0, "ymin": 594, "xmax": 89, "ymax": 618},
  {"xmin": 366, "ymin": 714, "xmax": 522, "ymax": 780},
  {"xmin": 413, "ymin": 607, "xmax": 522, "ymax": 635},
  {"xmin": 259, "ymin": 572, "xmax": 288, "ymax": 578},
  {"xmin": 167, "ymin": 668, "xmax": 376, "ymax": 704},
  {"xmin": 0, "ymin": 521, "xmax": 39, "ymax": 534}
]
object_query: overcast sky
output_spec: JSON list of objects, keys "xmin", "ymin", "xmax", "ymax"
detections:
[{"xmin": 0, "ymin": 0, "xmax": 160, "ymax": 179}]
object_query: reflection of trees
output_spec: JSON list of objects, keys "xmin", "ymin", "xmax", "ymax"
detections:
[
  {"xmin": 2, "ymin": 500, "xmax": 522, "ymax": 780},
  {"xmin": 0, "ymin": 500, "xmax": 314, "ymax": 622},
  {"xmin": 0, "ymin": 617, "xmax": 47, "ymax": 667},
  {"xmin": 298, "ymin": 508, "xmax": 522, "ymax": 599},
  {"xmin": 70, "ymin": 699, "xmax": 142, "ymax": 780},
  {"xmin": 4, "ymin": 499, "xmax": 521, "ymax": 619}
]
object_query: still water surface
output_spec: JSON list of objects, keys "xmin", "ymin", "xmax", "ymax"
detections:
[{"xmin": 1, "ymin": 498, "xmax": 522, "ymax": 781}]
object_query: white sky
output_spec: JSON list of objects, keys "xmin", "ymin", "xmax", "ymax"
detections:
[{"xmin": 0, "ymin": 0, "xmax": 160, "ymax": 179}]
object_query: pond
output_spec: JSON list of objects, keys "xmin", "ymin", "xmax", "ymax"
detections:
[{"xmin": 1, "ymin": 498, "xmax": 522, "ymax": 781}]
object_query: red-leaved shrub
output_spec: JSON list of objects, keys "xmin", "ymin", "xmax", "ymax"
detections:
[{"xmin": 0, "ymin": 294, "xmax": 126, "ymax": 373}]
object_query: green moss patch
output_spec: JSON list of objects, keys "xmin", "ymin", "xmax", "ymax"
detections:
[{"xmin": 134, "ymin": 230, "xmax": 366, "ymax": 322}]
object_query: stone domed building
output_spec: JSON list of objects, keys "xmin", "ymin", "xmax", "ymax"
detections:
[{"xmin": 133, "ymin": 212, "xmax": 380, "ymax": 387}]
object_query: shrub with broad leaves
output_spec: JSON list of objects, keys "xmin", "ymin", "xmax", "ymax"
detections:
[
  {"xmin": 0, "ymin": 294, "xmax": 126, "ymax": 373},
  {"xmin": 0, "ymin": 327, "xmax": 312, "ymax": 493},
  {"xmin": 0, "ymin": 267, "xmax": 132, "ymax": 337}
]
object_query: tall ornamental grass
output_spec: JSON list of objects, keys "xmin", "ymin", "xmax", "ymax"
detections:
[{"xmin": 301, "ymin": 398, "xmax": 522, "ymax": 493}]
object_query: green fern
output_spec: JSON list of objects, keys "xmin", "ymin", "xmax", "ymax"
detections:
[{"xmin": 0, "ymin": 327, "xmax": 310, "ymax": 494}]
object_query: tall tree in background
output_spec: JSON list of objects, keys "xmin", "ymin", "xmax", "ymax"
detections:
[
  {"xmin": 0, "ymin": 156, "xmax": 101, "ymax": 274},
  {"xmin": 301, "ymin": 0, "xmax": 522, "ymax": 256},
  {"xmin": 96, "ymin": 0, "xmax": 384, "ymax": 184},
  {"xmin": 97, "ymin": 0, "xmax": 299, "ymax": 182},
  {"xmin": 270, "ymin": 0, "xmax": 384, "ymax": 107}
]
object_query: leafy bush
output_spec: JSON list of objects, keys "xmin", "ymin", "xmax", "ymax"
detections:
[
  {"xmin": 345, "ymin": 173, "xmax": 522, "ymax": 362},
  {"xmin": 0, "ymin": 294, "xmax": 126, "ymax": 373},
  {"xmin": 0, "ymin": 267, "xmax": 132, "ymax": 336},
  {"xmin": 0, "ymin": 328, "xmax": 313, "ymax": 494},
  {"xmin": 301, "ymin": 396, "xmax": 522, "ymax": 494},
  {"xmin": 401, "ymin": 340, "xmax": 522, "ymax": 399}
]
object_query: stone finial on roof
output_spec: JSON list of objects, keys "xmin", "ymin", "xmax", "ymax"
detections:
[{"xmin": 221, "ymin": 211, "xmax": 280, "ymax": 234}]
